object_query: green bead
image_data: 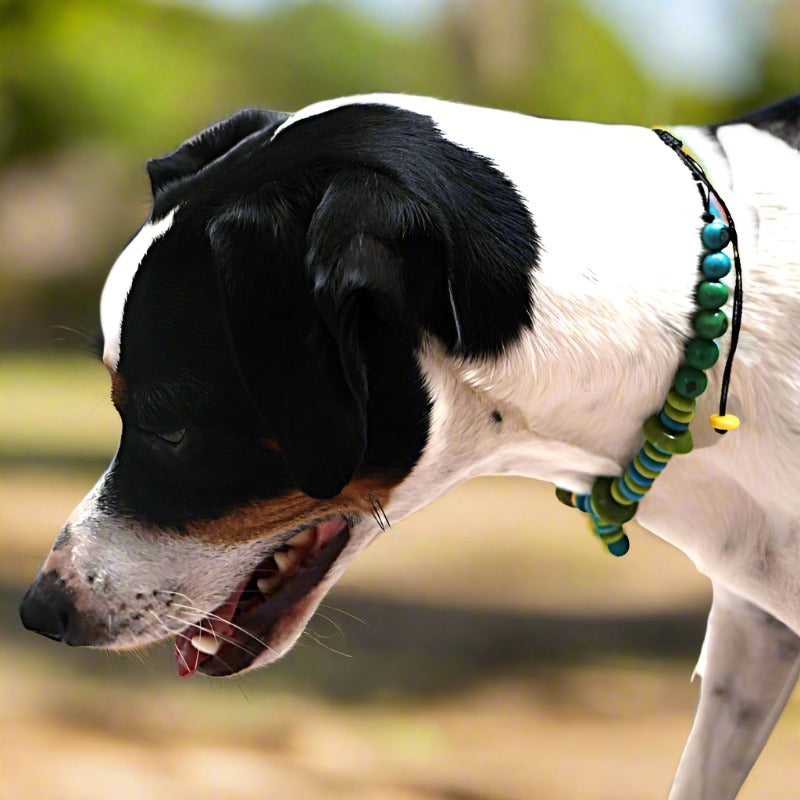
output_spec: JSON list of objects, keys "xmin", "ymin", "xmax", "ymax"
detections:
[
  {"xmin": 696, "ymin": 280, "xmax": 729, "ymax": 309},
  {"xmin": 684, "ymin": 338, "xmax": 720, "ymax": 370},
  {"xmin": 590, "ymin": 477, "xmax": 638, "ymax": 524},
  {"xmin": 666, "ymin": 390, "xmax": 696, "ymax": 413},
  {"xmin": 673, "ymin": 367, "xmax": 708, "ymax": 398},
  {"xmin": 643, "ymin": 441, "xmax": 672, "ymax": 463},
  {"xmin": 643, "ymin": 415, "xmax": 694, "ymax": 455},
  {"xmin": 693, "ymin": 309, "xmax": 729, "ymax": 339},
  {"xmin": 663, "ymin": 402, "xmax": 694, "ymax": 424},
  {"xmin": 555, "ymin": 487, "xmax": 575, "ymax": 507}
]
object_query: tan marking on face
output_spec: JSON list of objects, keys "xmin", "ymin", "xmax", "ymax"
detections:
[
  {"xmin": 185, "ymin": 477, "xmax": 394, "ymax": 545},
  {"xmin": 110, "ymin": 372, "xmax": 127, "ymax": 409}
]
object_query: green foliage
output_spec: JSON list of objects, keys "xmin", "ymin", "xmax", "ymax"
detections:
[
  {"xmin": 0, "ymin": 0, "xmax": 795, "ymax": 346},
  {"xmin": 0, "ymin": 0, "xmax": 701, "ymax": 164}
]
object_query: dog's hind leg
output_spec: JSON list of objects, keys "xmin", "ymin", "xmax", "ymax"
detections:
[{"xmin": 668, "ymin": 583, "xmax": 800, "ymax": 800}]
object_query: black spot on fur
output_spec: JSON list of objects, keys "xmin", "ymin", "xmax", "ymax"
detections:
[
  {"xmin": 491, "ymin": 410, "xmax": 503, "ymax": 424},
  {"xmin": 712, "ymin": 94, "xmax": 800, "ymax": 152}
]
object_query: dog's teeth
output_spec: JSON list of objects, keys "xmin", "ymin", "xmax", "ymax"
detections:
[
  {"xmin": 287, "ymin": 529, "xmax": 313, "ymax": 547},
  {"xmin": 274, "ymin": 551, "xmax": 293, "ymax": 572},
  {"xmin": 190, "ymin": 635, "xmax": 221, "ymax": 656},
  {"xmin": 257, "ymin": 576, "xmax": 281, "ymax": 594}
]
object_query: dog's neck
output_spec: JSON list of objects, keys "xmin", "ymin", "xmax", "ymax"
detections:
[{"xmin": 390, "ymin": 127, "xmax": 739, "ymax": 522}]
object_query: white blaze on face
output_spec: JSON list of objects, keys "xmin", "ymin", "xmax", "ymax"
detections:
[{"xmin": 100, "ymin": 208, "xmax": 177, "ymax": 371}]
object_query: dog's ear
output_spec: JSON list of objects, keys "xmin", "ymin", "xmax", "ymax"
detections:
[
  {"xmin": 147, "ymin": 109, "xmax": 288, "ymax": 197},
  {"xmin": 209, "ymin": 169, "xmax": 419, "ymax": 499}
]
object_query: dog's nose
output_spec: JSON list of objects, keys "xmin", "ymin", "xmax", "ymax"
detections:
[{"xmin": 19, "ymin": 571, "xmax": 78, "ymax": 642}]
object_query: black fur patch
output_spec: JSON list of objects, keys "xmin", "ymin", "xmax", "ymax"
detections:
[
  {"xmin": 155, "ymin": 103, "xmax": 539, "ymax": 358},
  {"xmin": 101, "ymin": 101, "xmax": 538, "ymax": 524},
  {"xmin": 147, "ymin": 109, "xmax": 289, "ymax": 197},
  {"xmin": 100, "ymin": 218, "xmax": 294, "ymax": 525},
  {"xmin": 713, "ymin": 94, "xmax": 800, "ymax": 152}
]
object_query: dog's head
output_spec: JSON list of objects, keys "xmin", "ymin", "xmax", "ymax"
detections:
[{"xmin": 20, "ymin": 99, "xmax": 536, "ymax": 677}]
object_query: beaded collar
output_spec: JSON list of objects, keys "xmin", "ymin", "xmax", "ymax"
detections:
[{"xmin": 555, "ymin": 128, "xmax": 743, "ymax": 556}]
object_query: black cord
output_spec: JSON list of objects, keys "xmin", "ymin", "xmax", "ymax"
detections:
[{"xmin": 653, "ymin": 128, "xmax": 743, "ymax": 433}]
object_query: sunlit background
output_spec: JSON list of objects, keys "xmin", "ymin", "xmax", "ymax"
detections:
[{"xmin": 2, "ymin": 1, "xmax": 799, "ymax": 798}]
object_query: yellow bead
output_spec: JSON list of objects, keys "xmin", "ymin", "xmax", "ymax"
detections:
[
  {"xmin": 610, "ymin": 479, "xmax": 636, "ymax": 505},
  {"xmin": 663, "ymin": 402, "xmax": 695, "ymax": 424},
  {"xmin": 643, "ymin": 441, "xmax": 672, "ymax": 463},
  {"xmin": 709, "ymin": 413, "xmax": 740, "ymax": 431},
  {"xmin": 599, "ymin": 528, "xmax": 626, "ymax": 546}
]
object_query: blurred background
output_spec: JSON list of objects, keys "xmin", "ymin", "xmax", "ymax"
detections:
[{"xmin": 2, "ymin": 0, "xmax": 799, "ymax": 797}]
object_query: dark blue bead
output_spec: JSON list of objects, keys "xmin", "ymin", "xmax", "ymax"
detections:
[
  {"xmin": 637, "ymin": 450, "xmax": 668, "ymax": 472},
  {"xmin": 595, "ymin": 522, "xmax": 621, "ymax": 535},
  {"xmin": 617, "ymin": 479, "xmax": 645, "ymax": 502},
  {"xmin": 701, "ymin": 222, "xmax": 730, "ymax": 251},
  {"xmin": 659, "ymin": 410, "xmax": 690, "ymax": 432},
  {"xmin": 607, "ymin": 535, "xmax": 630, "ymax": 557},
  {"xmin": 701, "ymin": 251, "xmax": 731, "ymax": 279},
  {"xmin": 626, "ymin": 464, "xmax": 655, "ymax": 487},
  {"xmin": 576, "ymin": 494, "xmax": 592, "ymax": 513}
]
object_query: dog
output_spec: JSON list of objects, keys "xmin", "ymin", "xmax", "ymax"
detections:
[{"xmin": 19, "ymin": 93, "xmax": 800, "ymax": 799}]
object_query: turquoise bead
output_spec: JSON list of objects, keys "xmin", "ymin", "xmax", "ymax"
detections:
[
  {"xmin": 696, "ymin": 280, "xmax": 729, "ymax": 309},
  {"xmin": 701, "ymin": 221, "xmax": 730, "ymax": 251},
  {"xmin": 606, "ymin": 535, "xmax": 630, "ymax": 557},
  {"xmin": 616, "ymin": 476, "xmax": 646, "ymax": 502},
  {"xmin": 673, "ymin": 367, "xmax": 708, "ymax": 398},
  {"xmin": 659, "ymin": 410, "xmax": 689, "ymax": 432},
  {"xmin": 701, "ymin": 251, "xmax": 731, "ymax": 279},
  {"xmin": 693, "ymin": 309, "xmax": 728, "ymax": 339},
  {"xmin": 626, "ymin": 463, "xmax": 654, "ymax": 487},
  {"xmin": 595, "ymin": 522, "xmax": 622, "ymax": 535},
  {"xmin": 637, "ymin": 450, "xmax": 668, "ymax": 473},
  {"xmin": 685, "ymin": 338, "xmax": 720, "ymax": 370}
]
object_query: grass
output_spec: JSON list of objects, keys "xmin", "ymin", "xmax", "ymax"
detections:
[{"xmin": 3, "ymin": 353, "xmax": 799, "ymax": 799}]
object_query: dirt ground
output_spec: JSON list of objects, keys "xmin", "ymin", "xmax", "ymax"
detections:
[
  {"xmin": 2, "ymin": 355, "xmax": 799, "ymax": 799},
  {"xmin": 4, "ymin": 468, "xmax": 800, "ymax": 800}
]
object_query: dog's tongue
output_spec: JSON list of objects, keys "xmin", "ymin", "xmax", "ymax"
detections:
[
  {"xmin": 173, "ymin": 519, "xmax": 347, "ymax": 678},
  {"xmin": 174, "ymin": 578, "xmax": 248, "ymax": 678},
  {"xmin": 312, "ymin": 517, "xmax": 347, "ymax": 555}
]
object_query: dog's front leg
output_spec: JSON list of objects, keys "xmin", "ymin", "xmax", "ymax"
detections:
[{"xmin": 668, "ymin": 583, "xmax": 800, "ymax": 800}]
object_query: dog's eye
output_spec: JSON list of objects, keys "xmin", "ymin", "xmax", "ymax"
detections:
[{"xmin": 154, "ymin": 429, "xmax": 185, "ymax": 446}]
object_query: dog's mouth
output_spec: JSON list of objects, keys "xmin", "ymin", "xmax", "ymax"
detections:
[{"xmin": 174, "ymin": 516, "xmax": 350, "ymax": 678}]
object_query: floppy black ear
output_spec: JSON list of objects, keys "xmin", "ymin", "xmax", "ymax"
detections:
[
  {"xmin": 146, "ymin": 109, "xmax": 288, "ymax": 197},
  {"xmin": 210, "ymin": 169, "xmax": 416, "ymax": 499}
]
